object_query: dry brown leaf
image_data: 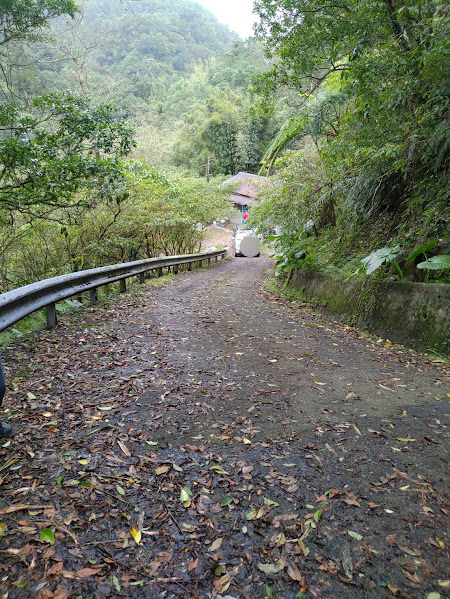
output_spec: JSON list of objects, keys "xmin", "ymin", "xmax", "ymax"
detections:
[
  {"xmin": 117, "ymin": 440, "xmax": 131, "ymax": 458},
  {"xmin": 257, "ymin": 563, "xmax": 284, "ymax": 575},
  {"xmin": 0, "ymin": 504, "xmax": 52, "ymax": 515},
  {"xmin": 47, "ymin": 561, "xmax": 64, "ymax": 576},
  {"xmin": 76, "ymin": 566, "xmax": 105, "ymax": 579},
  {"xmin": 208, "ymin": 537, "xmax": 224, "ymax": 552},
  {"xmin": 188, "ymin": 556, "xmax": 199, "ymax": 572},
  {"xmin": 62, "ymin": 566, "xmax": 104, "ymax": 579},
  {"xmin": 0, "ymin": 544, "xmax": 33, "ymax": 557},
  {"xmin": 343, "ymin": 498, "xmax": 361, "ymax": 507},
  {"xmin": 328, "ymin": 489, "xmax": 341, "ymax": 498},
  {"xmin": 402, "ymin": 569, "xmax": 421, "ymax": 584},
  {"xmin": 286, "ymin": 559, "xmax": 304, "ymax": 583},
  {"xmin": 155, "ymin": 465, "xmax": 171, "ymax": 475}
]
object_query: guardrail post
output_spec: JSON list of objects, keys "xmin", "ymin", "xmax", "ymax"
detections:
[
  {"xmin": 215, "ymin": 255, "xmax": 219, "ymax": 263},
  {"xmin": 120, "ymin": 279, "xmax": 126, "ymax": 293},
  {"xmin": 45, "ymin": 303, "xmax": 57, "ymax": 328},
  {"xmin": 89, "ymin": 288, "xmax": 98, "ymax": 304},
  {"xmin": 174, "ymin": 264, "xmax": 179, "ymax": 274},
  {"xmin": 208, "ymin": 257, "xmax": 212, "ymax": 266},
  {"xmin": 188, "ymin": 262, "xmax": 192, "ymax": 271},
  {"xmin": 139, "ymin": 273, "xmax": 145, "ymax": 284},
  {"xmin": 157, "ymin": 267, "xmax": 162, "ymax": 277},
  {"xmin": 198, "ymin": 260, "xmax": 203, "ymax": 268}
]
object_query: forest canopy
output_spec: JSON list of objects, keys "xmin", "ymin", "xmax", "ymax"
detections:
[
  {"xmin": 0, "ymin": 0, "xmax": 448, "ymax": 294},
  {"xmin": 0, "ymin": 0, "xmax": 236, "ymax": 293},
  {"xmin": 250, "ymin": 0, "xmax": 449, "ymax": 280}
]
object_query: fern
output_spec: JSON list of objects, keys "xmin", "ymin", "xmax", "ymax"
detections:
[{"xmin": 259, "ymin": 91, "xmax": 348, "ymax": 175}]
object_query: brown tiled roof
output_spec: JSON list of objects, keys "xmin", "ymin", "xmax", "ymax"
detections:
[
  {"xmin": 232, "ymin": 194, "xmax": 259, "ymax": 206},
  {"xmin": 223, "ymin": 172, "xmax": 272, "ymax": 199}
]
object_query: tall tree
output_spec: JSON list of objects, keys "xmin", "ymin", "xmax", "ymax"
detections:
[
  {"xmin": 0, "ymin": 0, "xmax": 77, "ymax": 46},
  {"xmin": 254, "ymin": 0, "xmax": 449, "ymax": 217}
]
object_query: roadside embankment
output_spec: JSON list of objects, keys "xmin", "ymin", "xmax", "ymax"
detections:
[{"xmin": 289, "ymin": 269, "xmax": 450, "ymax": 353}]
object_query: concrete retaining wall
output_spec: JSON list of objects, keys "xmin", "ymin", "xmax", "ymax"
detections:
[{"xmin": 289, "ymin": 270, "xmax": 450, "ymax": 353}]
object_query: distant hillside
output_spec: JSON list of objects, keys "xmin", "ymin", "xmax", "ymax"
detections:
[
  {"xmin": 40, "ymin": 0, "xmax": 238, "ymax": 111},
  {"xmin": 85, "ymin": 0, "xmax": 235, "ymax": 72},
  {"xmin": 17, "ymin": 0, "xmax": 273, "ymax": 171}
]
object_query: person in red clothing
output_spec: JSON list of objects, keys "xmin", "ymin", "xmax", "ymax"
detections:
[{"xmin": 243, "ymin": 209, "xmax": 249, "ymax": 224}]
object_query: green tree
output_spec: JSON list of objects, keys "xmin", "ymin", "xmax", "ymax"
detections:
[
  {"xmin": 253, "ymin": 0, "xmax": 449, "ymax": 231},
  {"xmin": 0, "ymin": 0, "xmax": 77, "ymax": 46},
  {"xmin": 0, "ymin": 93, "xmax": 134, "ymax": 214}
]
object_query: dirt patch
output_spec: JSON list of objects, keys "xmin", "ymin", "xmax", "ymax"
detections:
[
  {"xmin": 201, "ymin": 224, "xmax": 233, "ymax": 252},
  {"xmin": 0, "ymin": 254, "xmax": 448, "ymax": 598}
]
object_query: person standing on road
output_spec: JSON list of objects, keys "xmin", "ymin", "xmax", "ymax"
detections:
[
  {"xmin": 0, "ymin": 357, "xmax": 12, "ymax": 437},
  {"xmin": 243, "ymin": 209, "xmax": 249, "ymax": 224}
]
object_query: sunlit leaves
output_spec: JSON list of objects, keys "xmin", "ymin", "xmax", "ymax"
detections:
[{"xmin": 130, "ymin": 527, "xmax": 141, "ymax": 545}]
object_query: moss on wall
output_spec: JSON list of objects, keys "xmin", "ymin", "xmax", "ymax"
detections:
[{"xmin": 289, "ymin": 270, "xmax": 450, "ymax": 354}]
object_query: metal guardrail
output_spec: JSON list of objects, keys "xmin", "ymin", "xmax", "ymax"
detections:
[{"xmin": 0, "ymin": 248, "xmax": 227, "ymax": 332}]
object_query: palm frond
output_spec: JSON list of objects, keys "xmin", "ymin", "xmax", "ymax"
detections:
[{"xmin": 259, "ymin": 113, "xmax": 307, "ymax": 175}]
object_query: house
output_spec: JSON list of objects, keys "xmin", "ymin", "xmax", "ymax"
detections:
[{"xmin": 223, "ymin": 172, "xmax": 272, "ymax": 223}]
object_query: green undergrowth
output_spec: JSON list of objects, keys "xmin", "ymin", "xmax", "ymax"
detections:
[{"xmin": 273, "ymin": 215, "xmax": 450, "ymax": 283}]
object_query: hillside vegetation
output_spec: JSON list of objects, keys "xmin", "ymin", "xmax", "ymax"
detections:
[
  {"xmin": 0, "ymin": 0, "xmax": 274, "ymax": 295},
  {"xmin": 250, "ymin": 0, "xmax": 449, "ymax": 283},
  {"xmin": 0, "ymin": 0, "xmax": 448, "ymax": 300}
]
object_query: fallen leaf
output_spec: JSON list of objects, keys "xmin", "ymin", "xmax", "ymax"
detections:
[
  {"xmin": 180, "ymin": 486, "xmax": 192, "ymax": 508},
  {"xmin": 210, "ymin": 465, "xmax": 229, "ymax": 475},
  {"xmin": 257, "ymin": 563, "xmax": 285, "ymax": 575},
  {"xmin": 0, "ymin": 504, "xmax": 52, "ymax": 515},
  {"xmin": 131, "ymin": 527, "xmax": 142, "ymax": 544},
  {"xmin": 343, "ymin": 498, "xmax": 361, "ymax": 507},
  {"xmin": 188, "ymin": 556, "xmax": 199, "ymax": 571},
  {"xmin": 387, "ymin": 584, "xmax": 400, "ymax": 595},
  {"xmin": 155, "ymin": 465, "xmax": 171, "ymax": 475},
  {"xmin": 208, "ymin": 537, "xmax": 224, "ymax": 552},
  {"xmin": 286, "ymin": 559, "xmax": 303, "ymax": 582},
  {"xmin": 342, "ymin": 544, "xmax": 353, "ymax": 579},
  {"xmin": 117, "ymin": 440, "xmax": 131, "ymax": 457},
  {"xmin": 47, "ymin": 561, "xmax": 64, "ymax": 576},
  {"xmin": 40, "ymin": 528, "xmax": 55, "ymax": 546},
  {"xmin": 75, "ymin": 566, "xmax": 104, "ymax": 578}
]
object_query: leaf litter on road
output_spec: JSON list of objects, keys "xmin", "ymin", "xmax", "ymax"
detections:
[{"xmin": 0, "ymin": 256, "xmax": 448, "ymax": 598}]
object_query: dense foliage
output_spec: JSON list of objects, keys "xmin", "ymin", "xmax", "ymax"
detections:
[
  {"xmin": 0, "ymin": 0, "xmax": 233, "ymax": 293},
  {"xmin": 0, "ymin": 93, "xmax": 134, "ymax": 212},
  {"xmin": 251, "ymin": 0, "xmax": 449, "ymax": 281},
  {"xmin": 0, "ymin": 162, "xmax": 229, "ymax": 290},
  {"xmin": 1, "ymin": 0, "xmax": 448, "ymax": 294}
]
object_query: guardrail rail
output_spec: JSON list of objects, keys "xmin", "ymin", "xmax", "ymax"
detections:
[{"xmin": 0, "ymin": 248, "xmax": 227, "ymax": 332}]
